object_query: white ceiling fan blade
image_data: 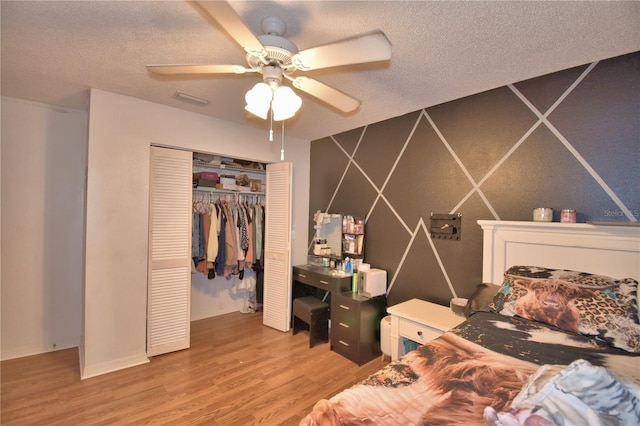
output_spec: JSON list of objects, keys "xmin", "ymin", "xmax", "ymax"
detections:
[
  {"xmin": 146, "ymin": 64, "xmax": 253, "ymax": 75},
  {"xmin": 290, "ymin": 76, "xmax": 360, "ymax": 113},
  {"xmin": 292, "ymin": 30, "xmax": 391, "ymax": 71},
  {"xmin": 195, "ymin": 1, "xmax": 267, "ymax": 59}
]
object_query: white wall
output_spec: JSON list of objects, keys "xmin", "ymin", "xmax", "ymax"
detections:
[
  {"xmin": 83, "ymin": 89, "xmax": 310, "ymax": 378},
  {"xmin": 1, "ymin": 97, "xmax": 88, "ymax": 360},
  {"xmin": 0, "ymin": 91, "xmax": 310, "ymax": 368}
]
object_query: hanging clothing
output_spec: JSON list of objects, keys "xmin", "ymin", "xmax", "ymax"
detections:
[
  {"xmin": 238, "ymin": 205, "xmax": 249, "ymax": 253},
  {"xmin": 215, "ymin": 202, "xmax": 227, "ymax": 277},
  {"xmin": 191, "ymin": 192, "xmax": 264, "ymax": 279},
  {"xmin": 196, "ymin": 212, "xmax": 210, "ymax": 274},
  {"xmin": 223, "ymin": 202, "xmax": 238, "ymax": 277},
  {"xmin": 236, "ymin": 204, "xmax": 245, "ymax": 263},
  {"xmin": 192, "ymin": 213, "xmax": 201, "ymax": 259},
  {"xmin": 244, "ymin": 203, "xmax": 254, "ymax": 265},
  {"xmin": 198, "ymin": 213, "xmax": 206, "ymax": 261},
  {"xmin": 253, "ymin": 204, "xmax": 264, "ymax": 268},
  {"xmin": 207, "ymin": 202, "xmax": 218, "ymax": 265}
]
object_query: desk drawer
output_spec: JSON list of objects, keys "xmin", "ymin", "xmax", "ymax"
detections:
[
  {"xmin": 293, "ymin": 270, "xmax": 331, "ymax": 288},
  {"xmin": 399, "ymin": 319, "xmax": 442, "ymax": 344},
  {"xmin": 331, "ymin": 332, "xmax": 357, "ymax": 360},
  {"xmin": 314, "ymin": 276, "xmax": 332, "ymax": 288},
  {"xmin": 332, "ymin": 298, "xmax": 359, "ymax": 339},
  {"xmin": 293, "ymin": 266, "xmax": 350, "ymax": 292},
  {"xmin": 293, "ymin": 270, "xmax": 316, "ymax": 287},
  {"xmin": 332, "ymin": 315, "xmax": 358, "ymax": 342}
]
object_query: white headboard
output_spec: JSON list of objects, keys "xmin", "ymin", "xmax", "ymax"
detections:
[{"xmin": 478, "ymin": 220, "xmax": 640, "ymax": 284}]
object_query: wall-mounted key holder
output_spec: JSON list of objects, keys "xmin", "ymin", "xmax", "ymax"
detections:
[{"xmin": 429, "ymin": 213, "xmax": 462, "ymax": 240}]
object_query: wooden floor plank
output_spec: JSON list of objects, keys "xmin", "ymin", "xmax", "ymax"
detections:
[{"xmin": 1, "ymin": 311, "xmax": 387, "ymax": 425}]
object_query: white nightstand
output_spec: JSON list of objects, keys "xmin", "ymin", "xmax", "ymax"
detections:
[{"xmin": 386, "ymin": 298, "xmax": 465, "ymax": 361}]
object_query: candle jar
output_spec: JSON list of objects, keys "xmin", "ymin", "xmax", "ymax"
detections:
[
  {"xmin": 560, "ymin": 209, "xmax": 577, "ymax": 223},
  {"xmin": 533, "ymin": 207, "xmax": 553, "ymax": 222}
]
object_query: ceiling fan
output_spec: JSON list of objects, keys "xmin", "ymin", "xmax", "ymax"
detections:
[{"xmin": 146, "ymin": 1, "xmax": 392, "ymax": 119}]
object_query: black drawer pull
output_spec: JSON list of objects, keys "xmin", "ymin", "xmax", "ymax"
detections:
[
  {"xmin": 319, "ymin": 280, "xmax": 329, "ymax": 285},
  {"xmin": 417, "ymin": 331, "xmax": 423, "ymax": 337},
  {"xmin": 339, "ymin": 340, "xmax": 350, "ymax": 347},
  {"xmin": 339, "ymin": 304, "xmax": 350, "ymax": 310},
  {"xmin": 339, "ymin": 322, "xmax": 349, "ymax": 329}
]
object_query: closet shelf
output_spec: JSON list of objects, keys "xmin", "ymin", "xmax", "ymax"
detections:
[
  {"xmin": 193, "ymin": 186, "xmax": 264, "ymax": 196},
  {"xmin": 193, "ymin": 160, "xmax": 266, "ymax": 175}
]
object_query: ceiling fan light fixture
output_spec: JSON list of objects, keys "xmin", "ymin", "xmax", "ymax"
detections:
[
  {"xmin": 244, "ymin": 82, "xmax": 272, "ymax": 119},
  {"xmin": 244, "ymin": 102, "xmax": 270, "ymax": 120},
  {"xmin": 272, "ymin": 86, "xmax": 302, "ymax": 121},
  {"xmin": 245, "ymin": 82, "xmax": 302, "ymax": 121}
]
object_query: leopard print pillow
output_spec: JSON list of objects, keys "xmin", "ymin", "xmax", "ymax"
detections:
[{"xmin": 491, "ymin": 265, "xmax": 640, "ymax": 353}]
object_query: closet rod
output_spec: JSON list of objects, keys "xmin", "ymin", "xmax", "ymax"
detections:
[
  {"xmin": 192, "ymin": 190, "xmax": 264, "ymax": 204},
  {"xmin": 193, "ymin": 188, "xmax": 264, "ymax": 197}
]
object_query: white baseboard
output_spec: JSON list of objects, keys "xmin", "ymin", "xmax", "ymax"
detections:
[
  {"xmin": 80, "ymin": 350, "xmax": 149, "ymax": 380},
  {"xmin": 0, "ymin": 340, "xmax": 78, "ymax": 361}
]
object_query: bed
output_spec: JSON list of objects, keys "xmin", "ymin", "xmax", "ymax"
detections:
[{"xmin": 301, "ymin": 220, "xmax": 640, "ymax": 425}]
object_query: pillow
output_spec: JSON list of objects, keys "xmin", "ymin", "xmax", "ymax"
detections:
[
  {"xmin": 464, "ymin": 283, "xmax": 500, "ymax": 318},
  {"xmin": 490, "ymin": 265, "xmax": 640, "ymax": 353}
]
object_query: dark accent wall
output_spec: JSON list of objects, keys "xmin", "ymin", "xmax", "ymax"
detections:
[{"xmin": 309, "ymin": 52, "xmax": 640, "ymax": 308}]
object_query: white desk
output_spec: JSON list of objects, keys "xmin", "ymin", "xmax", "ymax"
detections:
[{"xmin": 387, "ymin": 298, "xmax": 465, "ymax": 361}]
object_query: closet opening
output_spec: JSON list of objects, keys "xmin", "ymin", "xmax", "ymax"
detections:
[{"xmin": 191, "ymin": 151, "xmax": 267, "ymax": 321}]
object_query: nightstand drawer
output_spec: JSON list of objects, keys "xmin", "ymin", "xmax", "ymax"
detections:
[
  {"xmin": 398, "ymin": 319, "xmax": 442, "ymax": 344},
  {"xmin": 387, "ymin": 299, "xmax": 466, "ymax": 361}
]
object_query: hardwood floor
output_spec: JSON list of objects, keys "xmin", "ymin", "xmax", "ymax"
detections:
[{"xmin": 1, "ymin": 311, "xmax": 388, "ymax": 425}]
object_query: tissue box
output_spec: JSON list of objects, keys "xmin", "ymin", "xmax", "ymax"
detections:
[{"xmin": 215, "ymin": 183, "xmax": 237, "ymax": 191}]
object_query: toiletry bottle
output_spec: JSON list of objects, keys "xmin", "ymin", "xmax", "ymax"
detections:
[{"xmin": 352, "ymin": 264, "xmax": 358, "ymax": 293}]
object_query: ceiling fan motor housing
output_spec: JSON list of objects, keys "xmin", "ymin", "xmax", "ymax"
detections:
[
  {"xmin": 262, "ymin": 65, "xmax": 283, "ymax": 88},
  {"xmin": 246, "ymin": 33, "xmax": 298, "ymax": 75}
]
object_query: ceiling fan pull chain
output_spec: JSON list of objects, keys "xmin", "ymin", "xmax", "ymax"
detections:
[
  {"xmin": 269, "ymin": 108, "xmax": 274, "ymax": 142},
  {"xmin": 280, "ymin": 120, "xmax": 285, "ymax": 161}
]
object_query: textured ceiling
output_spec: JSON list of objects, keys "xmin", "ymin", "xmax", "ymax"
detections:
[{"xmin": 2, "ymin": 1, "xmax": 639, "ymax": 141}]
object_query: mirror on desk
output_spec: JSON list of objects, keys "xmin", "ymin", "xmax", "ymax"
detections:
[{"xmin": 312, "ymin": 211, "xmax": 342, "ymax": 259}]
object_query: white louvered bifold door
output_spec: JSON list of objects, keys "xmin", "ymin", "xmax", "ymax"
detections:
[
  {"xmin": 262, "ymin": 161, "xmax": 293, "ymax": 332},
  {"xmin": 147, "ymin": 146, "xmax": 192, "ymax": 356}
]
